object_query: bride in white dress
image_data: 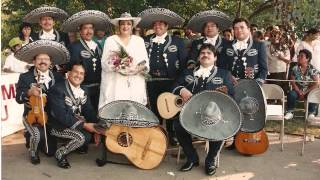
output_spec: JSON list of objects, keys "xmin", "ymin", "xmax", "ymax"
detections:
[{"xmin": 99, "ymin": 12, "xmax": 149, "ymax": 109}]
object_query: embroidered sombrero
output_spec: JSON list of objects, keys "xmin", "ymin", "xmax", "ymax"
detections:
[
  {"xmin": 187, "ymin": 10, "xmax": 232, "ymax": 33},
  {"xmin": 61, "ymin": 10, "xmax": 112, "ymax": 32},
  {"xmin": 98, "ymin": 100, "xmax": 159, "ymax": 128},
  {"xmin": 138, "ymin": 8, "xmax": 185, "ymax": 28},
  {"xmin": 180, "ymin": 91, "xmax": 242, "ymax": 141},
  {"xmin": 14, "ymin": 40, "xmax": 70, "ymax": 64},
  {"xmin": 234, "ymin": 79, "xmax": 267, "ymax": 133},
  {"xmin": 23, "ymin": 5, "xmax": 68, "ymax": 23}
]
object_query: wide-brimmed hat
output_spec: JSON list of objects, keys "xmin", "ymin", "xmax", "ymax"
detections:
[
  {"xmin": 234, "ymin": 79, "xmax": 267, "ymax": 133},
  {"xmin": 9, "ymin": 37, "xmax": 23, "ymax": 48},
  {"xmin": 23, "ymin": 5, "xmax": 68, "ymax": 23},
  {"xmin": 61, "ymin": 10, "xmax": 112, "ymax": 32},
  {"xmin": 110, "ymin": 12, "xmax": 141, "ymax": 27},
  {"xmin": 138, "ymin": 8, "xmax": 185, "ymax": 28},
  {"xmin": 14, "ymin": 40, "xmax": 70, "ymax": 64},
  {"xmin": 180, "ymin": 91, "xmax": 242, "ymax": 141},
  {"xmin": 187, "ymin": 10, "xmax": 232, "ymax": 33},
  {"xmin": 98, "ymin": 100, "xmax": 159, "ymax": 128}
]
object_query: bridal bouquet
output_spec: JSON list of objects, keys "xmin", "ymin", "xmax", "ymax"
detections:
[{"xmin": 109, "ymin": 44, "xmax": 134, "ymax": 75}]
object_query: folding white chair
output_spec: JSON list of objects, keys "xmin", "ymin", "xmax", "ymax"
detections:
[
  {"xmin": 301, "ymin": 87, "xmax": 320, "ymax": 155},
  {"xmin": 262, "ymin": 84, "xmax": 285, "ymax": 151}
]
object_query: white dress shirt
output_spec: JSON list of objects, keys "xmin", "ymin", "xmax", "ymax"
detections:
[
  {"xmin": 40, "ymin": 29, "xmax": 56, "ymax": 40},
  {"xmin": 204, "ymin": 35, "xmax": 219, "ymax": 45},
  {"xmin": 194, "ymin": 65, "xmax": 214, "ymax": 79},
  {"xmin": 152, "ymin": 32, "xmax": 168, "ymax": 44}
]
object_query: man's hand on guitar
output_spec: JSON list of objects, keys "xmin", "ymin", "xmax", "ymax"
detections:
[
  {"xmin": 94, "ymin": 133, "xmax": 101, "ymax": 146},
  {"xmin": 180, "ymin": 88, "xmax": 192, "ymax": 103},
  {"xmin": 83, "ymin": 123, "xmax": 99, "ymax": 134}
]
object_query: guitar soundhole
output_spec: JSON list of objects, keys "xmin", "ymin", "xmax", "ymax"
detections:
[
  {"xmin": 117, "ymin": 132, "xmax": 133, "ymax": 147},
  {"xmin": 175, "ymin": 97, "xmax": 183, "ymax": 107}
]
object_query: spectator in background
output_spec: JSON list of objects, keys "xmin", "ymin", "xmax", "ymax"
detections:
[
  {"xmin": 93, "ymin": 30, "xmax": 108, "ymax": 49},
  {"xmin": 264, "ymin": 25, "xmax": 274, "ymax": 41},
  {"xmin": 253, "ymin": 30, "xmax": 264, "ymax": 41},
  {"xmin": 267, "ymin": 29, "xmax": 291, "ymax": 92},
  {"xmin": 19, "ymin": 22, "xmax": 34, "ymax": 46},
  {"xmin": 183, "ymin": 27, "xmax": 199, "ymax": 52},
  {"xmin": 250, "ymin": 23, "xmax": 258, "ymax": 35},
  {"xmin": 68, "ymin": 32, "xmax": 77, "ymax": 44},
  {"xmin": 310, "ymin": 28, "xmax": 320, "ymax": 71},
  {"xmin": 2, "ymin": 37, "xmax": 29, "ymax": 73},
  {"xmin": 133, "ymin": 27, "xmax": 143, "ymax": 37},
  {"xmin": 284, "ymin": 49, "xmax": 319, "ymax": 120},
  {"xmin": 223, "ymin": 29, "xmax": 233, "ymax": 41},
  {"xmin": 292, "ymin": 28, "xmax": 319, "ymax": 63}
]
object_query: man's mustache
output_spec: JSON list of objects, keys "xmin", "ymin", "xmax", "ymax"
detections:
[{"xmin": 39, "ymin": 62, "xmax": 48, "ymax": 66}]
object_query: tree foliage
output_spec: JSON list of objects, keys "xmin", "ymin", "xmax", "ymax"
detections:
[{"xmin": 1, "ymin": 0, "xmax": 319, "ymax": 49}]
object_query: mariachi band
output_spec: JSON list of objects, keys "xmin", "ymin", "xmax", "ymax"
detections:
[{"xmin": 14, "ymin": 5, "xmax": 268, "ymax": 176}]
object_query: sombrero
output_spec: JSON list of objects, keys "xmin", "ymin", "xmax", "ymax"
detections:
[
  {"xmin": 110, "ymin": 12, "xmax": 141, "ymax": 27},
  {"xmin": 138, "ymin": 8, "xmax": 185, "ymax": 28},
  {"xmin": 23, "ymin": 5, "xmax": 68, "ymax": 23},
  {"xmin": 234, "ymin": 79, "xmax": 267, "ymax": 133},
  {"xmin": 98, "ymin": 100, "xmax": 159, "ymax": 128},
  {"xmin": 187, "ymin": 10, "xmax": 232, "ymax": 33},
  {"xmin": 180, "ymin": 91, "xmax": 242, "ymax": 141},
  {"xmin": 14, "ymin": 40, "xmax": 70, "ymax": 65},
  {"xmin": 61, "ymin": 10, "xmax": 112, "ymax": 32}
]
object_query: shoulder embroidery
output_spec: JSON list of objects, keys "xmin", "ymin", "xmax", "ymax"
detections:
[
  {"xmin": 247, "ymin": 49, "xmax": 258, "ymax": 56},
  {"xmin": 80, "ymin": 50, "xmax": 91, "ymax": 58},
  {"xmin": 226, "ymin": 48, "xmax": 234, "ymax": 56},
  {"xmin": 168, "ymin": 45, "xmax": 177, "ymax": 52}
]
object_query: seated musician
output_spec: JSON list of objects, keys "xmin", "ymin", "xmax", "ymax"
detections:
[
  {"xmin": 172, "ymin": 44, "xmax": 234, "ymax": 175},
  {"xmin": 15, "ymin": 40, "xmax": 66, "ymax": 165},
  {"xmin": 47, "ymin": 61, "xmax": 101, "ymax": 169}
]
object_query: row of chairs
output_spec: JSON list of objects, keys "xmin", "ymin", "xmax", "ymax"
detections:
[{"xmin": 262, "ymin": 84, "xmax": 320, "ymax": 155}]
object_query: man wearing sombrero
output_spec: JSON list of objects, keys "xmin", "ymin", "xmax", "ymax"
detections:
[
  {"xmin": 61, "ymin": 10, "xmax": 112, "ymax": 112},
  {"xmin": 15, "ymin": 40, "xmax": 67, "ymax": 165},
  {"xmin": 23, "ymin": 5, "xmax": 69, "ymax": 47},
  {"xmin": 138, "ymin": 8, "xmax": 187, "ymax": 146},
  {"xmin": 172, "ymin": 43, "xmax": 238, "ymax": 175},
  {"xmin": 187, "ymin": 10, "xmax": 232, "ymax": 69}
]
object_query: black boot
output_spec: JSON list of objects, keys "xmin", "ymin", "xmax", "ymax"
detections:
[
  {"xmin": 76, "ymin": 145, "xmax": 88, "ymax": 154},
  {"xmin": 180, "ymin": 161, "xmax": 199, "ymax": 172},
  {"xmin": 30, "ymin": 151, "xmax": 40, "ymax": 165},
  {"xmin": 57, "ymin": 156, "xmax": 71, "ymax": 169},
  {"xmin": 205, "ymin": 165, "xmax": 217, "ymax": 176}
]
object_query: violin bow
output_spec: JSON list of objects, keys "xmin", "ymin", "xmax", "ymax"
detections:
[{"xmin": 38, "ymin": 74, "xmax": 49, "ymax": 154}]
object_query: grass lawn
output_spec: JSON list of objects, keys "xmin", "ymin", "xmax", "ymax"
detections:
[{"xmin": 265, "ymin": 118, "xmax": 320, "ymax": 138}]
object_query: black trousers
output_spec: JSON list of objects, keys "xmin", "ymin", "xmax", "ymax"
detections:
[
  {"xmin": 84, "ymin": 84, "xmax": 100, "ymax": 113},
  {"xmin": 23, "ymin": 118, "xmax": 57, "ymax": 156},
  {"xmin": 174, "ymin": 119, "xmax": 224, "ymax": 167},
  {"xmin": 147, "ymin": 80, "xmax": 175, "ymax": 137},
  {"xmin": 51, "ymin": 128, "xmax": 92, "ymax": 160}
]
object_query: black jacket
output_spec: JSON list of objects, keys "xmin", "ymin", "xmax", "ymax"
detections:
[
  {"xmin": 15, "ymin": 67, "xmax": 64, "ymax": 116},
  {"xmin": 47, "ymin": 80, "xmax": 98, "ymax": 130}
]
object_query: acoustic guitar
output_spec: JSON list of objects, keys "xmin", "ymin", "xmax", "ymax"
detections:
[
  {"xmin": 157, "ymin": 92, "xmax": 183, "ymax": 119},
  {"xmin": 104, "ymin": 124, "xmax": 167, "ymax": 170},
  {"xmin": 235, "ymin": 129, "xmax": 269, "ymax": 155}
]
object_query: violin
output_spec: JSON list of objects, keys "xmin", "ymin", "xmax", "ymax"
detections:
[
  {"xmin": 26, "ymin": 73, "xmax": 48, "ymax": 126},
  {"xmin": 26, "ymin": 92, "xmax": 47, "ymax": 126}
]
